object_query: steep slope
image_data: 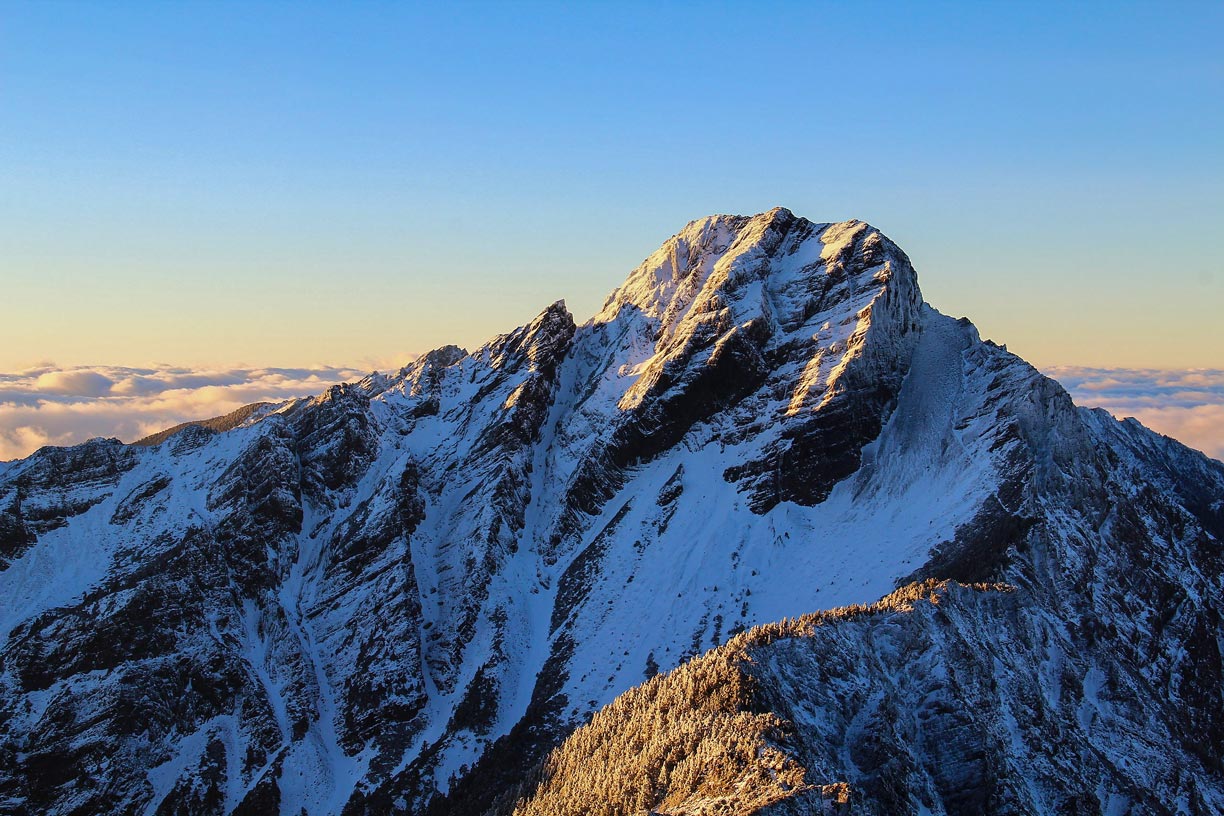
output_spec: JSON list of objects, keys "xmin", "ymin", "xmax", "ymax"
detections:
[
  {"xmin": 506, "ymin": 393, "xmax": 1224, "ymax": 813},
  {"xmin": 0, "ymin": 208, "xmax": 1221, "ymax": 815}
]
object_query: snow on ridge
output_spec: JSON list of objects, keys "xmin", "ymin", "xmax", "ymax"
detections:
[
  {"xmin": 593, "ymin": 208, "xmax": 841, "ymax": 328},
  {"xmin": 0, "ymin": 209, "xmax": 907, "ymax": 462}
]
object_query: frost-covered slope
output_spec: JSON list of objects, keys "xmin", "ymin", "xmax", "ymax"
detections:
[
  {"xmin": 509, "ymin": 578, "xmax": 1224, "ymax": 816},
  {"xmin": 1, "ymin": 208, "xmax": 1222, "ymax": 815}
]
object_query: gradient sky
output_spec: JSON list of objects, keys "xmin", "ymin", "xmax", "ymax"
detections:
[{"xmin": 2, "ymin": 1, "xmax": 1221, "ymax": 372}]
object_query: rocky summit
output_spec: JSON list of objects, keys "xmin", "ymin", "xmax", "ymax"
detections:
[{"xmin": 1, "ymin": 208, "xmax": 1222, "ymax": 815}]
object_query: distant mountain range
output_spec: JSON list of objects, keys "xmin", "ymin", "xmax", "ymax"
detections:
[{"xmin": 2, "ymin": 208, "xmax": 1222, "ymax": 815}]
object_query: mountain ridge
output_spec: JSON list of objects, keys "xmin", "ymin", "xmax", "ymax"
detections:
[{"xmin": 1, "ymin": 209, "xmax": 1222, "ymax": 815}]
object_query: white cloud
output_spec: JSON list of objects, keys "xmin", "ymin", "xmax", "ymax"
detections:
[
  {"xmin": 33, "ymin": 369, "xmax": 116, "ymax": 396},
  {"xmin": 1045, "ymin": 366, "xmax": 1224, "ymax": 460},
  {"xmin": 0, "ymin": 364, "xmax": 374, "ymax": 460}
]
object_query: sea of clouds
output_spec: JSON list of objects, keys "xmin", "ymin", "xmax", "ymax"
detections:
[
  {"xmin": 0, "ymin": 363, "xmax": 1220, "ymax": 462},
  {"xmin": 0, "ymin": 364, "xmax": 372, "ymax": 460}
]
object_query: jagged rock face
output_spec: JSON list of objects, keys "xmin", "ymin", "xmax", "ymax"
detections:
[
  {"xmin": 0, "ymin": 208, "xmax": 1221, "ymax": 815},
  {"xmin": 0, "ymin": 438, "xmax": 135, "ymax": 568}
]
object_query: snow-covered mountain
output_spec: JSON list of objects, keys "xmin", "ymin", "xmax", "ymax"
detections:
[{"xmin": 1, "ymin": 208, "xmax": 1221, "ymax": 815}]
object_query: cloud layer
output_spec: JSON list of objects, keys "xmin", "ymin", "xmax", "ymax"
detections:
[
  {"xmin": 1, "ymin": 363, "xmax": 1220, "ymax": 463},
  {"xmin": 1044, "ymin": 367, "xmax": 1224, "ymax": 460},
  {"xmin": 0, "ymin": 364, "xmax": 371, "ymax": 460}
]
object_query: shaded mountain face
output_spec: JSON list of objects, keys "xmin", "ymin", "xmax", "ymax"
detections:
[{"xmin": 1, "ymin": 208, "xmax": 1221, "ymax": 815}]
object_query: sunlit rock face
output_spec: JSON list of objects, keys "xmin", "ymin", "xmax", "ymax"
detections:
[{"xmin": 1, "ymin": 209, "xmax": 1222, "ymax": 815}]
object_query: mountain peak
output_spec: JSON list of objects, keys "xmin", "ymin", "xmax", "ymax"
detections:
[
  {"xmin": 677, "ymin": 205, "xmax": 795, "ymax": 236},
  {"xmin": 594, "ymin": 210, "xmax": 916, "ymax": 351}
]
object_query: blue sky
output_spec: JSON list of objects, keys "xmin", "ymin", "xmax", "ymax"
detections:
[{"xmin": 2, "ymin": 1, "xmax": 1222, "ymax": 370}]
